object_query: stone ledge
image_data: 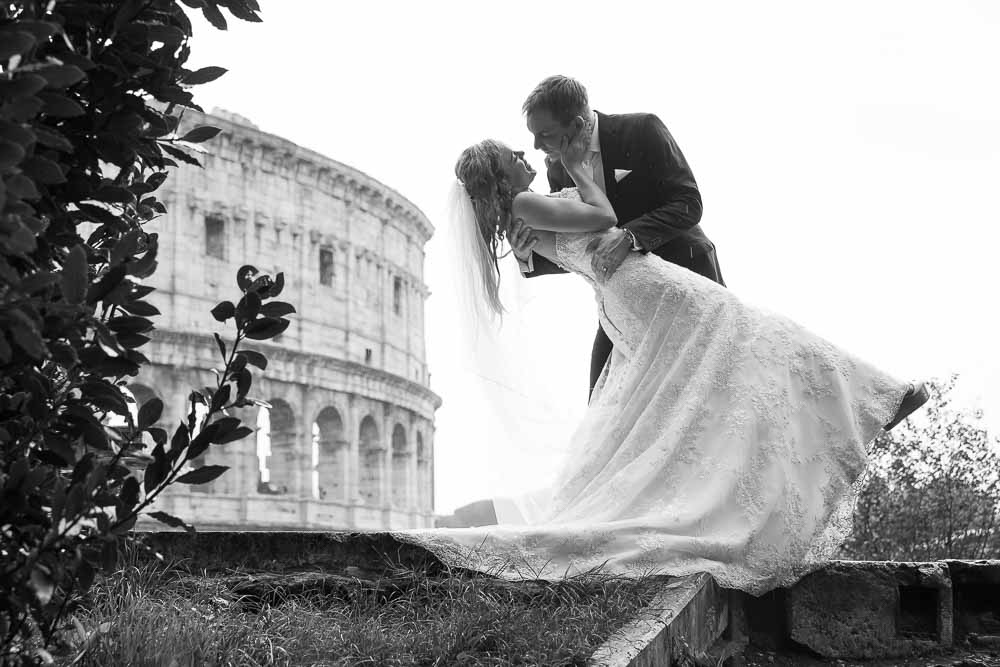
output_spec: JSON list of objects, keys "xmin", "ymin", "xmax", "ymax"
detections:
[
  {"xmin": 137, "ymin": 533, "xmax": 1000, "ymax": 665},
  {"xmin": 137, "ymin": 530, "xmax": 445, "ymax": 575},
  {"xmin": 588, "ymin": 572, "xmax": 728, "ymax": 667}
]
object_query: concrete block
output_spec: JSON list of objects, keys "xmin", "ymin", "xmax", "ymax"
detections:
[
  {"xmin": 787, "ymin": 561, "xmax": 952, "ymax": 659},
  {"xmin": 947, "ymin": 560, "xmax": 1000, "ymax": 641}
]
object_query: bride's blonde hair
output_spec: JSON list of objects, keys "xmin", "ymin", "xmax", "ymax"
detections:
[{"xmin": 454, "ymin": 139, "xmax": 514, "ymax": 317}]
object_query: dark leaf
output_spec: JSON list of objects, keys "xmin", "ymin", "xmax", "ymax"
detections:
[
  {"xmin": 77, "ymin": 203, "xmax": 122, "ymax": 227},
  {"xmin": 237, "ymin": 349, "xmax": 267, "ymax": 370},
  {"xmin": 148, "ymin": 427, "xmax": 168, "ymax": 446},
  {"xmin": 236, "ymin": 291, "xmax": 261, "ymax": 325},
  {"xmin": 229, "ymin": 353, "xmax": 247, "ymax": 373},
  {"xmin": 0, "ymin": 139, "xmax": 26, "ymax": 169},
  {"xmin": 138, "ymin": 397, "xmax": 163, "ymax": 429},
  {"xmin": 0, "ymin": 31, "xmax": 35, "ymax": 60},
  {"xmin": 37, "ymin": 64, "xmax": 87, "ymax": 89},
  {"xmin": 210, "ymin": 300, "xmax": 235, "ymax": 321},
  {"xmin": 38, "ymin": 91, "xmax": 85, "ymax": 118},
  {"xmin": 18, "ymin": 269, "xmax": 58, "ymax": 294},
  {"xmin": 260, "ymin": 301, "xmax": 296, "ymax": 318},
  {"xmin": 170, "ymin": 424, "xmax": 190, "ymax": 456},
  {"xmin": 215, "ymin": 426, "xmax": 253, "ymax": 444},
  {"xmin": 12, "ymin": 20, "xmax": 59, "ymax": 42},
  {"xmin": 236, "ymin": 264, "xmax": 258, "ymax": 291},
  {"xmin": 0, "ymin": 74, "xmax": 46, "ymax": 98},
  {"xmin": 5, "ymin": 172, "xmax": 40, "ymax": 199},
  {"xmin": 176, "ymin": 464, "xmax": 228, "ymax": 484},
  {"xmin": 61, "ymin": 245, "xmax": 88, "ymax": 304},
  {"xmin": 120, "ymin": 476, "xmax": 140, "ymax": 510},
  {"xmin": 214, "ymin": 332, "xmax": 226, "ymax": 358},
  {"xmin": 182, "ymin": 65, "xmax": 228, "ymax": 86},
  {"xmin": 121, "ymin": 300, "xmax": 160, "ymax": 317},
  {"xmin": 93, "ymin": 185, "xmax": 134, "ymax": 204},
  {"xmin": 179, "ymin": 125, "xmax": 222, "ymax": 143},
  {"xmin": 10, "ymin": 317, "xmax": 48, "ymax": 359},
  {"xmin": 22, "ymin": 155, "xmax": 66, "ymax": 184},
  {"xmin": 200, "ymin": 3, "xmax": 228, "ymax": 29},
  {"xmin": 112, "ymin": 514, "xmax": 137, "ymax": 535},
  {"xmin": 143, "ymin": 448, "xmax": 168, "ymax": 494},
  {"xmin": 117, "ymin": 332, "xmax": 150, "ymax": 348},
  {"xmin": 160, "ymin": 142, "xmax": 201, "ymax": 166},
  {"xmin": 210, "ymin": 384, "xmax": 231, "ymax": 412},
  {"xmin": 108, "ymin": 315, "xmax": 154, "ymax": 334},
  {"xmin": 244, "ymin": 317, "xmax": 289, "ymax": 340},
  {"xmin": 126, "ymin": 246, "xmax": 158, "ymax": 278},
  {"xmin": 0, "ymin": 121, "xmax": 35, "ymax": 147},
  {"xmin": 87, "ymin": 265, "xmax": 127, "ymax": 304},
  {"xmin": 207, "ymin": 417, "xmax": 240, "ymax": 442},
  {"xmin": 272, "ymin": 272, "xmax": 285, "ymax": 297},
  {"xmin": 4, "ymin": 95, "xmax": 43, "ymax": 122},
  {"xmin": 42, "ymin": 435, "xmax": 77, "ymax": 466},
  {"xmin": 235, "ymin": 366, "xmax": 251, "ymax": 399},
  {"xmin": 146, "ymin": 171, "xmax": 169, "ymax": 190}
]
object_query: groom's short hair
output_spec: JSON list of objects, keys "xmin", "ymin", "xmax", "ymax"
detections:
[{"xmin": 522, "ymin": 75, "xmax": 589, "ymax": 125}]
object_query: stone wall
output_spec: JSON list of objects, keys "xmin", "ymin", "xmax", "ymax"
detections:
[{"xmin": 135, "ymin": 109, "xmax": 440, "ymax": 530}]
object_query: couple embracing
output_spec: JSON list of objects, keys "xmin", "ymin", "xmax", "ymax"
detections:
[{"xmin": 402, "ymin": 75, "xmax": 927, "ymax": 595}]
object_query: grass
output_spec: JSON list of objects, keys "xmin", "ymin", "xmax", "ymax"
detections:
[{"xmin": 58, "ymin": 555, "xmax": 662, "ymax": 666}]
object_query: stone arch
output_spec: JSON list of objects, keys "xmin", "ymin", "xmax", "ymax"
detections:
[
  {"xmin": 312, "ymin": 405, "xmax": 347, "ymax": 500},
  {"xmin": 390, "ymin": 423, "xmax": 410, "ymax": 507},
  {"xmin": 257, "ymin": 398, "xmax": 296, "ymax": 494},
  {"xmin": 358, "ymin": 414, "xmax": 382, "ymax": 505}
]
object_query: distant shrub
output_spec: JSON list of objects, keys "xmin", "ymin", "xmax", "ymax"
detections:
[{"xmin": 843, "ymin": 376, "xmax": 1000, "ymax": 560}]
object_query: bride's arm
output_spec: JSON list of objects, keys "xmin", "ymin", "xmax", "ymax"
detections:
[
  {"xmin": 511, "ymin": 190, "xmax": 615, "ymax": 233},
  {"xmin": 511, "ymin": 135, "xmax": 616, "ymax": 233}
]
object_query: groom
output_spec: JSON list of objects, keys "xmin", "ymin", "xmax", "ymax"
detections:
[{"xmin": 511, "ymin": 75, "xmax": 726, "ymax": 396}]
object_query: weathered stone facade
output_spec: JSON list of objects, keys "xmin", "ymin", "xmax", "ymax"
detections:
[{"xmin": 136, "ymin": 109, "xmax": 440, "ymax": 530}]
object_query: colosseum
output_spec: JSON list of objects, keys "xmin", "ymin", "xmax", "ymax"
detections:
[{"xmin": 134, "ymin": 108, "xmax": 440, "ymax": 531}]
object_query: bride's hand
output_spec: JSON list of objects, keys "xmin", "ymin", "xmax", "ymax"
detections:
[{"xmin": 559, "ymin": 131, "xmax": 588, "ymax": 170}]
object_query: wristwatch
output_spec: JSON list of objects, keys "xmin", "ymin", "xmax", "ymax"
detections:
[{"xmin": 622, "ymin": 228, "xmax": 642, "ymax": 252}]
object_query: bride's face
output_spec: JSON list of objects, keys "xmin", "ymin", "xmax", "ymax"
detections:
[{"xmin": 503, "ymin": 149, "xmax": 536, "ymax": 191}]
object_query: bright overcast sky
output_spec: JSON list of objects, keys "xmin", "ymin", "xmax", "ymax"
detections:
[{"xmin": 184, "ymin": 1, "xmax": 1000, "ymax": 513}]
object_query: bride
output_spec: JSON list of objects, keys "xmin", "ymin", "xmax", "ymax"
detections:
[{"xmin": 397, "ymin": 136, "xmax": 927, "ymax": 595}]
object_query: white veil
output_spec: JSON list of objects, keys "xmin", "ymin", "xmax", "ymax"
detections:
[{"xmin": 439, "ymin": 181, "xmax": 593, "ymax": 524}]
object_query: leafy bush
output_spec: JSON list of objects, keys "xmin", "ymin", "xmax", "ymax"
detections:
[
  {"xmin": 0, "ymin": 1, "xmax": 293, "ymax": 663},
  {"xmin": 843, "ymin": 376, "xmax": 1000, "ymax": 561}
]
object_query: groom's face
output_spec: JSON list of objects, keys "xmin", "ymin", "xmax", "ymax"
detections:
[{"xmin": 526, "ymin": 109, "xmax": 583, "ymax": 159}]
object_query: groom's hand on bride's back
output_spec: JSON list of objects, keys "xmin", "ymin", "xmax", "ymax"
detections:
[{"xmin": 588, "ymin": 228, "xmax": 632, "ymax": 282}]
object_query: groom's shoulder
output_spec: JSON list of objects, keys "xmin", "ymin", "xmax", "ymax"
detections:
[{"xmin": 603, "ymin": 111, "xmax": 665, "ymax": 129}]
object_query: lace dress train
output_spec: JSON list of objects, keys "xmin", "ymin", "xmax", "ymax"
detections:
[{"xmin": 396, "ymin": 190, "xmax": 911, "ymax": 594}]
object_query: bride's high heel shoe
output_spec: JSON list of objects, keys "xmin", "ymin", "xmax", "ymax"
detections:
[{"xmin": 883, "ymin": 382, "xmax": 930, "ymax": 431}]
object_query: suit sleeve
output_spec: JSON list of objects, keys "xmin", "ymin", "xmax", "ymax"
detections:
[
  {"xmin": 520, "ymin": 159, "xmax": 569, "ymax": 278},
  {"xmin": 621, "ymin": 114, "xmax": 703, "ymax": 253}
]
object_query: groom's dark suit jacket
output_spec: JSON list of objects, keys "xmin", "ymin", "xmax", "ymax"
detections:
[{"xmin": 524, "ymin": 110, "xmax": 726, "ymax": 393}]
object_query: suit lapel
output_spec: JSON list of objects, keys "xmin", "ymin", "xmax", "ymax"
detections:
[{"xmin": 597, "ymin": 111, "xmax": 618, "ymax": 204}]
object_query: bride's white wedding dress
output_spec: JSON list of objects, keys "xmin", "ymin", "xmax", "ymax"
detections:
[{"xmin": 397, "ymin": 188, "xmax": 911, "ymax": 594}]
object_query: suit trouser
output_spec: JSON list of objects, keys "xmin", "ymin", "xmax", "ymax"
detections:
[{"xmin": 589, "ymin": 244, "xmax": 726, "ymax": 398}]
